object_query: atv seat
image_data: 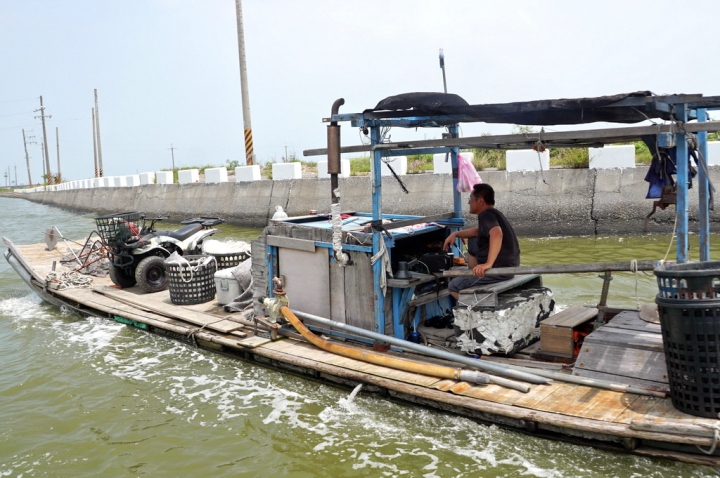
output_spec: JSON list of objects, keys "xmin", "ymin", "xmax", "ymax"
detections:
[{"xmin": 156, "ymin": 223, "xmax": 204, "ymax": 241}]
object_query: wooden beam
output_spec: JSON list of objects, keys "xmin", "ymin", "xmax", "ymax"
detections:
[
  {"xmin": 444, "ymin": 261, "xmax": 657, "ymax": 278},
  {"xmin": 303, "ymin": 122, "xmax": 720, "ymax": 157}
]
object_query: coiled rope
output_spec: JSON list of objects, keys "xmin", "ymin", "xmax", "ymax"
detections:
[{"xmin": 45, "ymin": 271, "xmax": 93, "ymax": 290}]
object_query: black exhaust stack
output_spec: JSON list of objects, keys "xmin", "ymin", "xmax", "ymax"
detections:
[{"xmin": 327, "ymin": 98, "xmax": 345, "ymax": 204}]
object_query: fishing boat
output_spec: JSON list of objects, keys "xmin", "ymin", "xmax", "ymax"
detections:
[{"xmin": 6, "ymin": 91, "xmax": 720, "ymax": 466}]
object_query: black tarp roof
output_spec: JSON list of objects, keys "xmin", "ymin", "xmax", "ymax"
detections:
[{"xmin": 366, "ymin": 91, "xmax": 675, "ymax": 126}]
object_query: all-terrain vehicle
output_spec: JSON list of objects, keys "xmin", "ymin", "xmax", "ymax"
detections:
[{"xmin": 94, "ymin": 212, "xmax": 224, "ymax": 292}]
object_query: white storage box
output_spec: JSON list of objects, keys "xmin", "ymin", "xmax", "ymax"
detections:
[{"xmin": 214, "ymin": 268, "xmax": 240, "ymax": 306}]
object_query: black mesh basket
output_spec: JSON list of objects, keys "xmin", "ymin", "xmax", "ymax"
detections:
[
  {"xmin": 654, "ymin": 261, "xmax": 720, "ymax": 300},
  {"xmin": 166, "ymin": 255, "xmax": 217, "ymax": 305},
  {"xmin": 656, "ymin": 296, "xmax": 720, "ymax": 418},
  {"xmin": 208, "ymin": 251, "xmax": 250, "ymax": 270},
  {"xmin": 94, "ymin": 212, "xmax": 142, "ymax": 246}
]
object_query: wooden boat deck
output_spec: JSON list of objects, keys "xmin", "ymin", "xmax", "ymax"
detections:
[{"xmin": 6, "ymin": 238, "xmax": 720, "ymax": 466}]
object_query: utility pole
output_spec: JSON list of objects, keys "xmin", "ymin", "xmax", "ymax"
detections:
[
  {"xmin": 235, "ymin": 0, "xmax": 255, "ymax": 165},
  {"xmin": 284, "ymin": 144, "xmax": 288, "ymax": 162},
  {"xmin": 56, "ymin": 127, "xmax": 61, "ymax": 183},
  {"xmin": 34, "ymin": 96, "xmax": 52, "ymax": 184},
  {"xmin": 92, "ymin": 108, "xmax": 98, "ymax": 177},
  {"xmin": 14, "ymin": 165, "xmax": 17, "ymax": 187},
  {"xmin": 168, "ymin": 144, "xmax": 176, "ymax": 170},
  {"xmin": 40, "ymin": 143, "xmax": 46, "ymax": 181},
  {"xmin": 94, "ymin": 89, "xmax": 104, "ymax": 176},
  {"xmin": 22, "ymin": 129, "xmax": 34, "ymax": 186}
]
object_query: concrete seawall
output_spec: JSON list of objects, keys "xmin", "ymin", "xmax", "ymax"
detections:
[{"xmin": 12, "ymin": 166, "xmax": 720, "ymax": 236}]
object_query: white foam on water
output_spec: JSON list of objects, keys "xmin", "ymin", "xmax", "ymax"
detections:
[{"xmin": 0, "ymin": 293, "xmax": 55, "ymax": 324}]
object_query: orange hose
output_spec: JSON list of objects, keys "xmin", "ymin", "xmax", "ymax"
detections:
[{"xmin": 280, "ymin": 306, "xmax": 483, "ymax": 383}]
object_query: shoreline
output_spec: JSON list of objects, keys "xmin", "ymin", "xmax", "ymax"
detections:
[{"xmin": 4, "ymin": 166, "xmax": 717, "ymax": 236}]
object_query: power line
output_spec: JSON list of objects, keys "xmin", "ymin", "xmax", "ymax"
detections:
[{"xmin": 0, "ymin": 97, "xmax": 36, "ymax": 104}]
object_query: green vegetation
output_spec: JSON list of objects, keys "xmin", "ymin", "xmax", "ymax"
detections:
[
  {"xmin": 407, "ymin": 154, "xmax": 434, "ymax": 173},
  {"xmin": 470, "ymin": 148, "xmax": 505, "ymax": 170},
  {"xmin": 159, "ymin": 164, "xmax": 219, "ymax": 183},
  {"xmin": 549, "ymin": 148, "xmax": 589, "ymax": 169},
  {"xmin": 350, "ymin": 156, "xmax": 371, "ymax": 175},
  {"xmin": 634, "ymin": 141, "xmax": 653, "ymax": 164}
]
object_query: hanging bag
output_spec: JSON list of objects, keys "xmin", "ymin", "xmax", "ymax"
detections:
[{"xmin": 456, "ymin": 153, "xmax": 482, "ymax": 193}]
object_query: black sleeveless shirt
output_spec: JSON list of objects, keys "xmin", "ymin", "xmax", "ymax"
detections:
[{"xmin": 475, "ymin": 208, "xmax": 520, "ymax": 267}]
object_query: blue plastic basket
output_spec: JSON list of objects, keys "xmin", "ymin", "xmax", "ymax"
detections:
[{"xmin": 654, "ymin": 261, "xmax": 720, "ymax": 300}]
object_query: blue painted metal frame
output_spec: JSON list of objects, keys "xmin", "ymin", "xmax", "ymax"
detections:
[
  {"xmin": 371, "ymin": 126, "xmax": 386, "ymax": 334},
  {"xmin": 698, "ymin": 108, "xmax": 711, "ymax": 261},
  {"xmin": 674, "ymin": 104, "xmax": 689, "ymax": 263},
  {"xmin": 265, "ymin": 243, "xmax": 278, "ymax": 299},
  {"xmin": 315, "ymin": 94, "xmax": 718, "ymax": 340}
]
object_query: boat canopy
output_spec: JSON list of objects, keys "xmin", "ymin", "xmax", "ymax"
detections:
[{"xmin": 366, "ymin": 91, "xmax": 676, "ymax": 126}]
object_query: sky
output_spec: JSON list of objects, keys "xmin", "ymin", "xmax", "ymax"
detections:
[{"xmin": 2, "ymin": 0, "xmax": 720, "ymax": 185}]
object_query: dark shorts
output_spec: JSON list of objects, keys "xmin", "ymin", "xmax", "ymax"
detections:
[
  {"xmin": 448, "ymin": 275, "xmax": 513, "ymax": 293},
  {"xmin": 449, "ymin": 238, "xmax": 512, "ymax": 292}
]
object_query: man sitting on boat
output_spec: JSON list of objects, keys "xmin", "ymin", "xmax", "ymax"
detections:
[{"xmin": 443, "ymin": 183, "xmax": 520, "ymax": 299}]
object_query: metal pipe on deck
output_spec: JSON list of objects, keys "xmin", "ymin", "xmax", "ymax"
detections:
[{"xmin": 291, "ymin": 309, "xmax": 552, "ymax": 385}]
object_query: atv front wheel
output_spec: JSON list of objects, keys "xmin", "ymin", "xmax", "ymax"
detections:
[
  {"xmin": 109, "ymin": 264, "xmax": 137, "ymax": 288},
  {"xmin": 135, "ymin": 256, "xmax": 168, "ymax": 293}
]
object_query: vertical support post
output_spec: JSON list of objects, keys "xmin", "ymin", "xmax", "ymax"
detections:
[
  {"xmin": 22, "ymin": 129, "xmax": 32, "ymax": 186},
  {"xmin": 37, "ymin": 96, "xmax": 52, "ymax": 184},
  {"xmin": 94, "ymin": 89, "xmax": 104, "ymax": 177},
  {"xmin": 265, "ymin": 243, "xmax": 277, "ymax": 299},
  {"xmin": 55, "ymin": 127, "xmax": 61, "ymax": 183},
  {"xmin": 371, "ymin": 125, "xmax": 386, "ymax": 335},
  {"xmin": 449, "ymin": 124, "xmax": 461, "ymax": 218},
  {"xmin": 92, "ymin": 108, "xmax": 98, "ymax": 178},
  {"xmin": 675, "ymin": 104, "xmax": 689, "ymax": 263},
  {"xmin": 698, "ymin": 108, "xmax": 710, "ymax": 261},
  {"xmin": 235, "ymin": 0, "xmax": 255, "ymax": 165}
]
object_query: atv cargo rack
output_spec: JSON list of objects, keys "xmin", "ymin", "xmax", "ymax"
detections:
[{"xmin": 94, "ymin": 211, "xmax": 142, "ymax": 246}]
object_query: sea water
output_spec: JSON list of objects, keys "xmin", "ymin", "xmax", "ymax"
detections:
[{"xmin": 0, "ymin": 197, "xmax": 717, "ymax": 477}]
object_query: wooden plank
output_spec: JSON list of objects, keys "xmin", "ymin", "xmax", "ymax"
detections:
[
  {"xmin": 513, "ymin": 382, "xmax": 566, "ymax": 408},
  {"xmin": 613, "ymin": 395, "xmax": 666, "ymax": 424},
  {"xmin": 266, "ymin": 235, "xmax": 316, "ymax": 252},
  {"xmin": 458, "ymin": 383, "xmax": 527, "ymax": 404},
  {"xmin": 237, "ymin": 336, "xmax": 272, "ymax": 348},
  {"xmin": 443, "ymin": 261, "xmax": 657, "ymax": 278},
  {"xmin": 605, "ymin": 310, "xmax": 662, "ymax": 333},
  {"xmin": 532, "ymin": 383, "xmax": 582, "ymax": 414},
  {"xmin": 575, "ymin": 342, "xmax": 668, "ymax": 384},
  {"xmin": 431, "ymin": 379, "xmax": 458, "ymax": 391},
  {"xmin": 582, "ymin": 327, "xmax": 664, "ymax": 353},
  {"xmin": 92, "ymin": 286, "xmax": 243, "ymax": 333},
  {"xmin": 572, "ymin": 369, "xmax": 669, "ymax": 393},
  {"xmin": 305, "ymin": 121, "xmax": 720, "ymax": 156},
  {"xmin": 462, "ymin": 274, "xmax": 542, "ymax": 294},
  {"xmin": 572, "ymin": 390, "xmax": 641, "ymax": 422},
  {"xmin": 536, "ymin": 384, "xmax": 622, "ymax": 417},
  {"xmin": 542, "ymin": 305, "xmax": 597, "ymax": 327},
  {"xmin": 4, "ymin": 237, "xmax": 48, "ymax": 285}
]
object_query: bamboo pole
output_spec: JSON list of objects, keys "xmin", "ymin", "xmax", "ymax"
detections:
[{"xmin": 443, "ymin": 260, "xmax": 658, "ymax": 278}]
